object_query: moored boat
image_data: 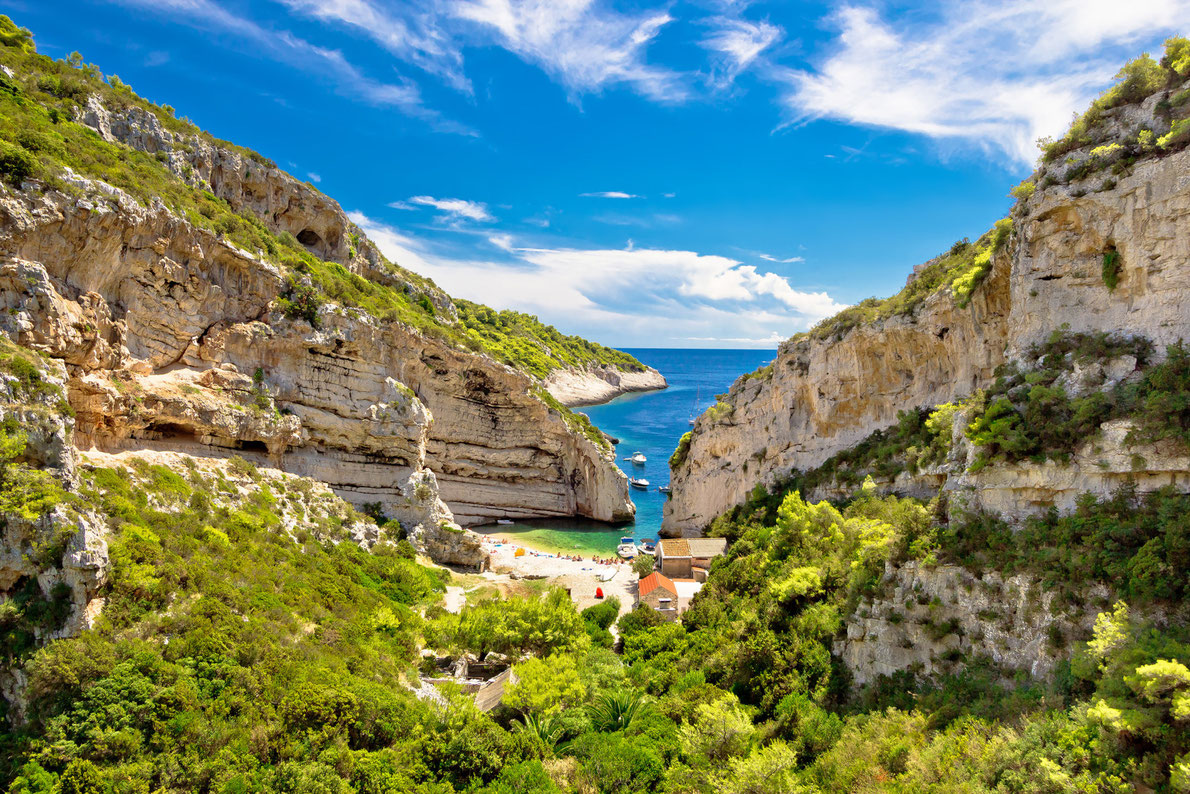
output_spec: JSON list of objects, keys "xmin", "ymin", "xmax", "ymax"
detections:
[
  {"xmin": 617, "ymin": 537, "xmax": 637, "ymax": 559},
  {"xmin": 629, "ymin": 477, "xmax": 650, "ymax": 489}
]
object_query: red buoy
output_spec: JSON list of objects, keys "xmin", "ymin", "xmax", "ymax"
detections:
[{"xmin": 595, "ymin": 587, "xmax": 604, "ymax": 599}]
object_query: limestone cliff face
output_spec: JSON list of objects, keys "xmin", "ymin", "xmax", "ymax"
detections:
[
  {"xmin": 665, "ymin": 144, "xmax": 1190, "ymax": 536},
  {"xmin": 663, "ymin": 249, "xmax": 1012, "ymax": 535},
  {"xmin": 544, "ymin": 365, "xmax": 668, "ymax": 407},
  {"xmin": 840, "ymin": 561, "xmax": 1111, "ymax": 685},
  {"xmin": 0, "ymin": 97, "xmax": 638, "ymax": 567}
]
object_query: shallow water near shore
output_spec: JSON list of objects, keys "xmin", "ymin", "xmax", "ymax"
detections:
[{"xmin": 487, "ymin": 348, "xmax": 775, "ymax": 551}]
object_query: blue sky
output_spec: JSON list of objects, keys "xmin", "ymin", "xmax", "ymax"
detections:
[{"xmin": 8, "ymin": 1, "xmax": 1188, "ymax": 347}]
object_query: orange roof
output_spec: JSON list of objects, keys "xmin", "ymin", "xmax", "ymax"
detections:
[{"xmin": 639, "ymin": 571, "xmax": 677, "ymax": 597}]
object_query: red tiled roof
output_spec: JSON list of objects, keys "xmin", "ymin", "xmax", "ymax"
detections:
[{"xmin": 639, "ymin": 571, "xmax": 677, "ymax": 597}]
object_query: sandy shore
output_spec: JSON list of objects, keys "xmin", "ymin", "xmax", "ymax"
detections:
[
  {"xmin": 545, "ymin": 365, "xmax": 668, "ymax": 408},
  {"xmin": 477, "ymin": 533, "xmax": 638, "ymax": 617}
]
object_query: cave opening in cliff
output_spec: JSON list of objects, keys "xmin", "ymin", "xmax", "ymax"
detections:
[
  {"xmin": 296, "ymin": 228, "xmax": 323, "ymax": 250},
  {"xmin": 139, "ymin": 422, "xmax": 200, "ymax": 444}
]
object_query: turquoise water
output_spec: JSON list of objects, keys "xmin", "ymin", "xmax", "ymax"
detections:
[{"xmin": 491, "ymin": 349, "xmax": 776, "ymax": 552}]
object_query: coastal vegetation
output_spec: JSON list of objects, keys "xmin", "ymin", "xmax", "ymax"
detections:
[
  {"xmin": 805, "ymin": 219, "xmax": 1012, "ymax": 342},
  {"xmin": 0, "ymin": 17, "xmax": 645, "ymax": 384}
]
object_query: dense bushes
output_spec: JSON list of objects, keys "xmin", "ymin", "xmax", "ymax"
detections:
[
  {"xmin": 944, "ymin": 485, "xmax": 1190, "ymax": 604},
  {"xmin": 965, "ymin": 335, "xmax": 1190, "ymax": 471},
  {"xmin": 1041, "ymin": 41, "xmax": 1188, "ymax": 163},
  {"xmin": 806, "ymin": 220, "xmax": 1010, "ymax": 341}
]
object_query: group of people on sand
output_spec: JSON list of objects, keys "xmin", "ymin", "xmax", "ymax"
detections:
[{"xmin": 480, "ymin": 535, "xmax": 625, "ymax": 566}]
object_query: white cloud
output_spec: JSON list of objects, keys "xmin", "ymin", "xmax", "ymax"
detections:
[
  {"xmin": 450, "ymin": 0, "xmax": 686, "ymax": 102},
  {"xmin": 701, "ymin": 15, "xmax": 781, "ymax": 87},
  {"xmin": 580, "ymin": 191, "xmax": 639, "ymax": 199},
  {"xmin": 349, "ymin": 212, "xmax": 846, "ymax": 347},
  {"xmin": 758, "ymin": 253, "xmax": 804, "ymax": 264},
  {"xmin": 307, "ymin": 172, "xmax": 321, "ymax": 183},
  {"xmin": 406, "ymin": 195, "xmax": 494, "ymax": 223},
  {"xmin": 782, "ymin": 1, "xmax": 1190, "ymax": 164},
  {"xmin": 488, "ymin": 233, "xmax": 515, "ymax": 251}
]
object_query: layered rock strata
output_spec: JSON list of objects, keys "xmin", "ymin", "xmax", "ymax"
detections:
[
  {"xmin": 544, "ymin": 365, "xmax": 668, "ymax": 407},
  {"xmin": 665, "ymin": 143, "xmax": 1190, "ymax": 536},
  {"xmin": 0, "ymin": 96, "xmax": 638, "ymax": 568}
]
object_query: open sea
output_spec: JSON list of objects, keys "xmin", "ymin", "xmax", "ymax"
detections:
[{"xmin": 490, "ymin": 348, "xmax": 776, "ymax": 556}]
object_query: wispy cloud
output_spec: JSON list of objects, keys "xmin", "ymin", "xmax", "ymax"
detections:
[
  {"xmin": 758, "ymin": 253, "xmax": 803, "ymax": 264},
  {"xmin": 306, "ymin": 172, "xmax": 321, "ymax": 183},
  {"xmin": 781, "ymin": 1, "xmax": 1190, "ymax": 164},
  {"xmin": 593, "ymin": 212, "xmax": 681, "ymax": 228},
  {"xmin": 112, "ymin": 0, "xmax": 476, "ymax": 135},
  {"xmin": 406, "ymin": 195, "xmax": 494, "ymax": 223},
  {"xmin": 450, "ymin": 0, "xmax": 686, "ymax": 102},
  {"xmin": 351, "ymin": 212, "xmax": 845, "ymax": 346},
  {"xmin": 580, "ymin": 191, "xmax": 640, "ymax": 199},
  {"xmin": 273, "ymin": 0, "xmax": 472, "ymax": 93},
  {"xmin": 701, "ymin": 15, "xmax": 781, "ymax": 88}
]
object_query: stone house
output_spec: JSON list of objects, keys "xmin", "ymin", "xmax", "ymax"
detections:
[
  {"xmin": 638, "ymin": 571, "xmax": 703, "ymax": 619},
  {"xmin": 638, "ymin": 572, "xmax": 680, "ymax": 620},
  {"xmin": 656, "ymin": 537, "xmax": 728, "ymax": 581}
]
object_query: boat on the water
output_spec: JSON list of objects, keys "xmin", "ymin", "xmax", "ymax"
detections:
[
  {"xmin": 657, "ymin": 485, "xmax": 671, "ymax": 494},
  {"xmin": 637, "ymin": 539, "xmax": 656, "ymax": 555},
  {"xmin": 630, "ymin": 452, "xmax": 646, "ymax": 464},
  {"xmin": 629, "ymin": 478, "xmax": 650, "ymax": 489},
  {"xmin": 496, "ymin": 519, "xmax": 514, "ymax": 525},
  {"xmin": 617, "ymin": 537, "xmax": 637, "ymax": 559}
]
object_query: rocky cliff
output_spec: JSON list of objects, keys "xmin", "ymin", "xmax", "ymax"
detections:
[
  {"xmin": 665, "ymin": 75, "xmax": 1190, "ymax": 537},
  {"xmin": 0, "ymin": 49, "xmax": 657, "ymax": 573}
]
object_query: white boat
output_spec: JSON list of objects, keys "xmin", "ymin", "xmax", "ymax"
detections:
[
  {"xmin": 617, "ymin": 537, "xmax": 637, "ymax": 559},
  {"xmin": 657, "ymin": 485, "xmax": 671, "ymax": 494},
  {"xmin": 629, "ymin": 478, "xmax": 650, "ymax": 489},
  {"xmin": 630, "ymin": 452, "xmax": 647, "ymax": 465},
  {"xmin": 599, "ymin": 567, "xmax": 618, "ymax": 582},
  {"xmin": 496, "ymin": 519, "xmax": 514, "ymax": 525},
  {"xmin": 636, "ymin": 540, "xmax": 656, "ymax": 556}
]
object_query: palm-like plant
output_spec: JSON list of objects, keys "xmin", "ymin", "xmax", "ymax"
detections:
[
  {"xmin": 588, "ymin": 691, "xmax": 646, "ymax": 732},
  {"xmin": 513, "ymin": 711, "xmax": 565, "ymax": 750}
]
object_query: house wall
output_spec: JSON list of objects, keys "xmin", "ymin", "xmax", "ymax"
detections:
[
  {"xmin": 660, "ymin": 556, "xmax": 691, "ymax": 579},
  {"xmin": 640, "ymin": 587, "xmax": 679, "ymax": 621}
]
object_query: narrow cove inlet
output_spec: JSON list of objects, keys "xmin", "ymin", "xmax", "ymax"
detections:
[
  {"xmin": 4, "ymin": 13, "xmax": 1190, "ymax": 793},
  {"xmin": 488, "ymin": 348, "xmax": 774, "ymax": 556}
]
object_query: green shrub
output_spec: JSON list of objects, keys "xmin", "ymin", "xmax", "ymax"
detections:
[
  {"xmin": 1158, "ymin": 118, "xmax": 1190, "ymax": 150},
  {"xmin": 0, "ymin": 139, "xmax": 37, "ymax": 184},
  {"xmin": 670, "ymin": 431, "xmax": 693, "ymax": 470},
  {"xmin": 1102, "ymin": 248, "xmax": 1122, "ymax": 290}
]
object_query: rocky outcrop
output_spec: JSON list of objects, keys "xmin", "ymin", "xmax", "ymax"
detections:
[
  {"xmin": 665, "ymin": 144, "xmax": 1190, "ymax": 536},
  {"xmin": 0, "ymin": 98, "xmax": 638, "ymax": 560},
  {"xmin": 544, "ymin": 365, "xmax": 668, "ymax": 407},
  {"xmin": 840, "ymin": 561, "xmax": 1109, "ymax": 685}
]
